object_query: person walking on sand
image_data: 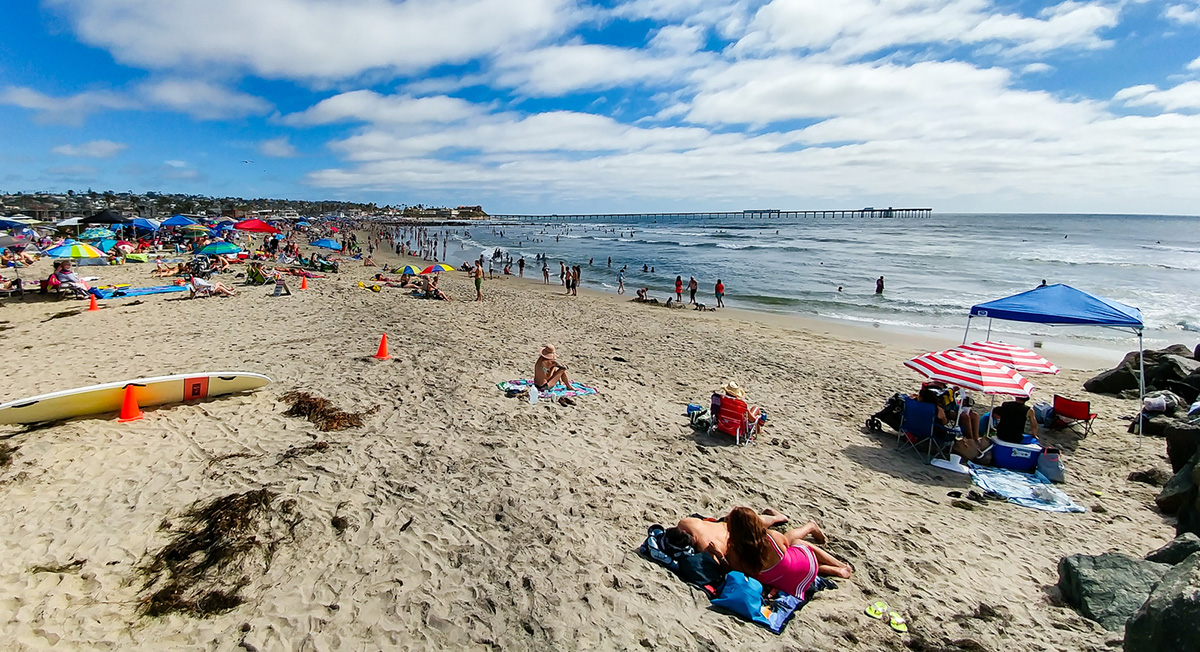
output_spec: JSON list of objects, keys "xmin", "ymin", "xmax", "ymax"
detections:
[
  {"xmin": 617, "ymin": 269, "xmax": 625, "ymax": 294},
  {"xmin": 559, "ymin": 261, "xmax": 567, "ymax": 287},
  {"xmin": 715, "ymin": 279, "xmax": 725, "ymax": 308},
  {"xmin": 875, "ymin": 276, "xmax": 884, "ymax": 295},
  {"xmin": 473, "ymin": 261, "xmax": 484, "ymax": 302},
  {"xmin": 675, "ymin": 276, "xmax": 684, "ymax": 303},
  {"xmin": 688, "ymin": 276, "xmax": 699, "ymax": 305}
]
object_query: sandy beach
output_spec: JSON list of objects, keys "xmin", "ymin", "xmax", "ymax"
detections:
[{"xmin": 0, "ymin": 242, "xmax": 1172, "ymax": 651}]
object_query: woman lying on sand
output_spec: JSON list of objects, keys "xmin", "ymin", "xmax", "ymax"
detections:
[
  {"xmin": 151, "ymin": 260, "xmax": 182, "ymax": 277},
  {"xmin": 534, "ymin": 345, "xmax": 574, "ymax": 391},
  {"xmin": 719, "ymin": 507, "xmax": 851, "ymax": 598}
]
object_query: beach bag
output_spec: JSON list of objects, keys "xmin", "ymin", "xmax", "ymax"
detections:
[
  {"xmin": 711, "ymin": 572, "xmax": 772, "ymax": 627},
  {"xmin": 1038, "ymin": 448, "xmax": 1066, "ymax": 483},
  {"xmin": 1143, "ymin": 395, "xmax": 1169, "ymax": 414}
]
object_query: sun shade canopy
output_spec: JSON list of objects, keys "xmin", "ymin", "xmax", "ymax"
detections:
[{"xmin": 969, "ymin": 284, "xmax": 1143, "ymax": 331}]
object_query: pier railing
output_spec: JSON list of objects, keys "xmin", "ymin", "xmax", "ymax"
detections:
[{"xmin": 487, "ymin": 208, "xmax": 931, "ymax": 221}]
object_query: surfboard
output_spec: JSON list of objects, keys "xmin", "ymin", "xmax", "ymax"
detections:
[{"xmin": 0, "ymin": 372, "xmax": 272, "ymax": 425}]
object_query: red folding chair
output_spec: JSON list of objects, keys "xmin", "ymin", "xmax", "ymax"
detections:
[
  {"xmin": 1052, "ymin": 395, "xmax": 1097, "ymax": 438},
  {"xmin": 710, "ymin": 394, "xmax": 761, "ymax": 445}
]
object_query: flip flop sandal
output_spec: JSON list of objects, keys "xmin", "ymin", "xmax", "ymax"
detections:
[
  {"xmin": 865, "ymin": 601, "xmax": 890, "ymax": 619},
  {"xmin": 888, "ymin": 611, "xmax": 908, "ymax": 633}
]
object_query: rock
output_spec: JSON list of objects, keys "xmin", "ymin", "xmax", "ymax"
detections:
[
  {"xmin": 1057, "ymin": 552, "xmax": 1169, "ymax": 631},
  {"xmin": 1157, "ymin": 450, "xmax": 1200, "ymax": 514},
  {"xmin": 1145, "ymin": 534, "xmax": 1200, "ymax": 565},
  {"xmin": 1177, "ymin": 484, "xmax": 1200, "ymax": 539},
  {"xmin": 1166, "ymin": 421, "xmax": 1200, "ymax": 472},
  {"xmin": 1139, "ymin": 415, "xmax": 1180, "ymax": 438},
  {"xmin": 1128, "ymin": 468, "xmax": 1172, "ymax": 487},
  {"xmin": 1086, "ymin": 345, "xmax": 1196, "ymax": 396},
  {"xmin": 1124, "ymin": 552, "xmax": 1200, "ymax": 652}
]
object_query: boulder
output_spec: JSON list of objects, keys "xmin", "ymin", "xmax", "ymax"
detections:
[
  {"xmin": 1166, "ymin": 420, "xmax": 1200, "ymax": 472},
  {"xmin": 1124, "ymin": 552, "xmax": 1200, "ymax": 652},
  {"xmin": 1138, "ymin": 414, "xmax": 1180, "ymax": 438},
  {"xmin": 1057, "ymin": 552, "xmax": 1170, "ymax": 631},
  {"xmin": 1128, "ymin": 468, "xmax": 1172, "ymax": 487},
  {"xmin": 1177, "ymin": 484, "xmax": 1200, "ymax": 538},
  {"xmin": 1086, "ymin": 345, "xmax": 1196, "ymax": 396},
  {"xmin": 1145, "ymin": 534, "xmax": 1200, "ymax": 566},
  {"xmin": 1157, "ymin": 457, "xmax": 1198, "ymax": 515}
]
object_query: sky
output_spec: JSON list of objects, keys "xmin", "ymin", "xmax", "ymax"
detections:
[{"xmin": 1, "ymin": 0, "xmax": 1199, "ymax": 215}]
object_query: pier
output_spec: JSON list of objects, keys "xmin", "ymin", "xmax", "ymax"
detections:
[{"xmin": 488, "ymin": 207, "xmax": 932, "ymax": 221}]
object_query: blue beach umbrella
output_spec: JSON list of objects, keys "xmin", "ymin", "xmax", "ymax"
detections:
[
  {"xmin": 397, "ymin": 265, "xmax": 421, "ymax": 275},
  {"xmin": 79, "ymin": 227, "xmax": 116, "ymax": 240},
  {"xmin": 196, "ymin": 242, "xmax": 243, "ymax": 256},
  {"xmin": 311, "ymin": 238, "xmax": 342, "ymax": 250},
  {"xmin": 131, "ymin": 217, "xmax": 161, "ymax": 231}
]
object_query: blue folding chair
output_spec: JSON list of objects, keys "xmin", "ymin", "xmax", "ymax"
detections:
[{"xmin": 898, "ymin": 397, "xmax": 960, "ymax": 462}]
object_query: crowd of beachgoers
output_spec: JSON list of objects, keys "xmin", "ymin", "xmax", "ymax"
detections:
[{"xmin": 0, "ymin": 215, "xmax": 1184, "ymax": 650}]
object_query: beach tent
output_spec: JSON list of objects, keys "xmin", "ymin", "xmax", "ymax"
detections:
[
  {"xmin": 162, "ymin": 214, "xmax": 197, "ymax": 227},
  {"xmin": 234, "ymin": 218, "xmax": 281, "ymax": 234},
  {"xmin": 964, "ymin": 284, "xmax": 1146, "ymax": 423},
  {"xmin": 130, "ymin": 217, "xmax": 161, "ymax": 231},
  {"xmin": 81, "ymin": 209, "xmax": 131, "ymax": 225}
]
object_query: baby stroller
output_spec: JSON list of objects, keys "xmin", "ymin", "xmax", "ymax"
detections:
[{"xmin": 866, "ymin": 393, "xmax": 907, "ymax": 432}]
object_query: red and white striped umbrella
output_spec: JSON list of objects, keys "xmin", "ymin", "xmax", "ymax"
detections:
[
  {"xmin": 953, "ymin": 341, "xmax": 1059, "ymax": 375},
  {"xmin": 904, "ymin": 350, "xmax": 1035, "ymax": 396}
]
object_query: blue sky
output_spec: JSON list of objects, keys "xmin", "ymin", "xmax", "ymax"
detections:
[{"xmin": 2, "ymin": 0, "xmax": 1199, "ymax": 214}]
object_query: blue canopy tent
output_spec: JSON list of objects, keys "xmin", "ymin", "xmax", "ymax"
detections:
[
  {"xmin": 965, "ymin": 283, "xmax": 1146, "ymax": 427},
  {"xmin": 161, "ymin": 215, "xmax": 197, "ymax": 227}
]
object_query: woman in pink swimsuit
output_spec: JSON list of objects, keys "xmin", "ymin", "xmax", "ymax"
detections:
[{"xmin": 721, "ymin": 507, "xmax": 852, "ymax": 599}]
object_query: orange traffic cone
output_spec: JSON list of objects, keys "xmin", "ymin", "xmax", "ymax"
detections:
[
  {"xmin": 88, "ymin": 294, "xmax": 99, "ymax": 311},
  {"xmin": 300, "ymin": 276, "xmax": 308, "ymax": 290},
  {"xmin": 117, "ymin": 384, "xmax": 143, "ymax": 422},
  {"xmin": 372, "ymin": 333, "xmax": 392, "ymax": 360}
]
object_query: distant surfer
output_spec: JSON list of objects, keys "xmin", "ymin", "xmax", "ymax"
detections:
[{"xmin": 875, "ymin": 276, "xmax": 884, "ymax": 295}]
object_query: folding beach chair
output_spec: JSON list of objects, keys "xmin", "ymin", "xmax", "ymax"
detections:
[
  {"xmin": 898, "ymin": 397, "xmax": 960, "ymax": 462},
  {"xmin": 1051, "ymin": 395, "xmax": 1097, "ymax": 438},
  {"xmin": 709, "ymin": 393, "xmax": 761, "ymax": 445}
]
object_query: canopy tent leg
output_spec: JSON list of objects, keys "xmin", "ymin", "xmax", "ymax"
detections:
[
  {"xmin": 1137, "ymin": 330, "xmax": 1145, "ymax": 436},
  {"xmin": 962, "ymin": 316, "xmax": 973, "ymax": 345},
  {"xmin": 985, "ymin": 319, "xmax": 993, "ymax": 341}
]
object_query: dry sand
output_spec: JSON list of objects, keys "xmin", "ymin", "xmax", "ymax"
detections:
[{"xmin": 0, "ymin": 242, "xmax": 1175, "ymax": 651}]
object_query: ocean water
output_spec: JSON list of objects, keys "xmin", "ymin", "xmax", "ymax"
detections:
[{"xmin": 445, "ymin": 213, "xmax": 1200, "ymax": 347}]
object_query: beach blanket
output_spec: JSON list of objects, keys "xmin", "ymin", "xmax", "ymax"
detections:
[
  {"xmin": 638, "ymin": 524, "xmax": 822, "ymax": 635},
  {"xmin": 497, "ymin": 379, "xmax": 598, "ymax": 399},
  {"xmin": 95, "ymin": 285, "xmax": 188, "ymax": 299},
  {"xmin": 969, "ymin": 463, "xmax": 1086, "ymax": 513}
]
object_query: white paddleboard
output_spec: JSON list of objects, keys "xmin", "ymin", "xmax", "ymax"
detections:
[{"xmin": 0, "ymin": 372, "xmax": 272, "ymax": 425}]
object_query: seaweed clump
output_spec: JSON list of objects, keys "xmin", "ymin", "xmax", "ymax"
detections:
[
  {"xmin": 280, "ymin": 391, "xmax": 378, "ymax": 431},
  {"xmin": 137, "ymin": 489, "xmax": 301, "ymax": 618},
  {"xmin": 0, "ymin": 442, "xmax": 15, "ymax": 469}
]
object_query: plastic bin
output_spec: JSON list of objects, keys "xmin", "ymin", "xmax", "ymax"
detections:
[{"xmin": 990, "ymin": 436, "xmax": 1041, "ymax": 472}]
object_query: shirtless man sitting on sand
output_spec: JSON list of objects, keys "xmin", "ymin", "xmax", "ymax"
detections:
[{"xmin": 665, "ymin": 509, "xmax": 852, "ymax": 579}]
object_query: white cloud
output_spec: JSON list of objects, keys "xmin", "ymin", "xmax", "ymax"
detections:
[
  {"xmin": 51, "ymin": 139, "xmax": 128, "ymax": 158},
  {"xmin": 1, "ymin": 80, "xmax": 270, "ymax": 123},
  {"xmin": 1114, "ymin": 81, "xmax": 1200, "ymax": 111},
  {"xmin": 734, "ymin": 0, "xmax": 1118, "ymax": 59},
  {"xmin": 164, "ymin": 160, "xmax": 188, "ymax": 168},
  {"xmin": 139, "ymin": 79, "xmax": 271, "ymax": 120},
  {"xmin": 0, "ymin": 87, "xmax": 134, "ymax": 125},
  {"xmin": 258, "ymin": 137, "xmax": 299, "ymax": 157},
  {"xmin": 47, "ymin": 0, "xmax": 580, "ymax": 80},
  {"xmin": 282, "ymin": 91, "xmax": 483, "ymax": 126},
  {"xmin": 1166, "ymin": 1, "xmax": 1200, "ymax": 24},
  {"xmin": 1188, "ymin": 56, "xmax": 1200, "ymax": 71},
  {"xmin": 1022, "ymin": 62, "xmax": 1055, "ymax": 74},
  {"xmin": 492, "ymin": 42, "xmax": 713, "ymax": 96}
]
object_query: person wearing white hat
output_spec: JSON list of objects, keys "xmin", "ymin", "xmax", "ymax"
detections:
[{"xmin": 534, "ymin": 344, "xmax": 574, "ymax": 392}]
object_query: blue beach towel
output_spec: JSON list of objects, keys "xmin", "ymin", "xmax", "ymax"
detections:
[
  {"xmin": 497, "ymin": 379, "xmax": 598, "ymax": 399},
  {"xmin": 95, "ymin": 285, "xmax": 188, "ymax": 299},
  {"xmin": 969, "ymin": 463, "xmax": 1086, "ymax": 513}
]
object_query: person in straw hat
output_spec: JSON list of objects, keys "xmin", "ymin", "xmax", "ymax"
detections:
[
  {"xmin": 722, "ymin": 381, "xmax": 746, "ymax": 400},
  {"xmin": 534, "ymin": 344, "xmax": 575, "ymax": 392}
]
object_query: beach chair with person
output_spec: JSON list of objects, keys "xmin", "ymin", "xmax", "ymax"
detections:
[
  {"xmin": 897, "ymin": 397, "xmax": 961, "ymax": 461},
  {"xmin": 709, "ymin": 382, "xmax": 763, "ymax": 445}
]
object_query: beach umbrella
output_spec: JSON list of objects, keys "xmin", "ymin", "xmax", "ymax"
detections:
[
  {"xmin": 196, "ymin": 242, "xmax": 242, "ymax": 256},
  {"xmin": 0, "ymin": 235, "xmax": 32, "ymax": 250},
  {"xmin": 297, "ymin": 221, "xmax": 310, "ymax": 226},
  {"xmin": 397, "ymin": 265, "xmax": 422, "ymax": 275},
  {"xmin": 0, "ymin": 218, "xmax": 32, "ymax": 230},
  {"xmin": 905, "ymin": 350, "xmax": 1034, "ymax": 396},
  {"xmin": 54, "ymin": 217, "xmax": 84, "ymax": 228},
  {"xmin": 79, "ymin": 227, "xmax": 116, "ymax": 240},
  {"xmin": 952, "ymin": 341, "xmax": 1059, "ymax": 375},
  {"xmin": 421, "ymin": 263, "xmax": 455, "ymax": 274},
  {"xmin": 311, "ymin": 238, "xmax": 342, "ymax": 250},
  {"xmin": 44, "ymin": 241, "xmax": 105, "ymax": 259},
  {"xmin": 97, "ymin": 239, "xmax": 136, "ymax": 253},
  {"xmin": 81, "ymin": 209, "xmax": 131, "ymax": 225},
  {"xmin": 233, "ymin": 218, "xmax": 281, "ymax": 234},
  {"xmin": 162, "ymin": 214, "xmax": 197, "ymax": 227},
  {"xmin": 131, "ymin": 217, "xmax": 161, "ymax": 231}
]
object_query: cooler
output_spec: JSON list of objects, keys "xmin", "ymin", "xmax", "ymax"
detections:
[{"xmin": 990, "ymin": 435, "xmax": 1041, "ymax": 472}]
